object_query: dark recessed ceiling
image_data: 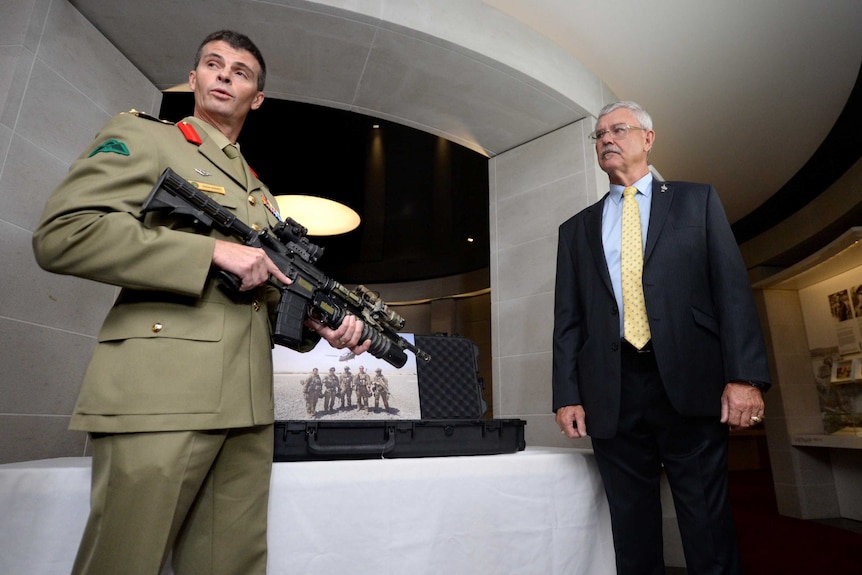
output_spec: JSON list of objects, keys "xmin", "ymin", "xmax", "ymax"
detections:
[
  {"xmin": 160, "ymin": 93, "xmax": 490, "ymax": 285},
  {"xmin": 732, "ymin": 61, "xmax": 862, "ymax": 245}
]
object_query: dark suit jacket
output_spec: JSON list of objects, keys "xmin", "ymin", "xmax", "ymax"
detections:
[{"xmin": 552, "ymin": 181, "xmax": 770, "ymax": 439}]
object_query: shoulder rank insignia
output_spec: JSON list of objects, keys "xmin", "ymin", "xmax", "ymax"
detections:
[
  {"xmin": 177, "ymin": 121, "xmax": 203, "ymax": 146},
  {"xmin": 89, "ymin": 139, "xmax": 130, "ymax": 158},
  {"xmin": 127, "ymin": 109, "xmax": 173, "ymax": 124}
]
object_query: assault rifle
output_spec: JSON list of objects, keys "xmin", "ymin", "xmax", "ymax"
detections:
[{"xmin": 141, "ymin": 167, "xmax": 430, "ymax": 368}]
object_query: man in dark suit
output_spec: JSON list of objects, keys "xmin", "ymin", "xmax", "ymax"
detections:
[
  {"xmin": 553, "ymin": 101, "xmax": 770, "ymax": 575},
  {"xmin": 33, "ymin": 30, "xmax": 369, "ymax": 575}
]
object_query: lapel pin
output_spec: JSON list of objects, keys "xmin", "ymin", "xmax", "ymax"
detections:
[
  {"xmin": 194, "ymin": 168, "xmax": 211, "ymax": 177},
  {"xmin": 661, "ymin": 184, "xmax": 668, "ymax": 193}
]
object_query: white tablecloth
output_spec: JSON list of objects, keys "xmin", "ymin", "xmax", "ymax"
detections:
[{"xmin": 0, "ymin": 447, "xmax": 614, "ymax": 575}]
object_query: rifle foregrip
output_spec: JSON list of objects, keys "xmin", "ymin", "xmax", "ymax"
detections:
[{"xmin": 361, "ymin": 324, "xmax": 408, "ymax": 368}]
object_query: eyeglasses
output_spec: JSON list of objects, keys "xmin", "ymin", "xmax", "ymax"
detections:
[{"xmin": 588, "ymin": 124, "xmax": 646, "ymax": 141}]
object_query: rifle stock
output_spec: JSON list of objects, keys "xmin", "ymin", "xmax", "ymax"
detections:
[{"xmin": 142, "ymin": 168, "xmax": 430, "ymax": 368}]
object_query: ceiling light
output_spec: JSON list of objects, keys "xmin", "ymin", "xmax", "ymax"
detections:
[{"xmin": 274, "ymin": 195, "xmax": 360, "ymax": 236}]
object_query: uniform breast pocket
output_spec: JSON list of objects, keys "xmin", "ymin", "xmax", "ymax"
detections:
[{"xmin": 78, "ymin": 300, "xmax": 226, "ymax": 415}]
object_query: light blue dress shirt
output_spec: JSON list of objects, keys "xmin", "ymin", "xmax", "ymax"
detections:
[{"xmin": 601, "ymin": 173, "xmax": 653, "ymax": 336}]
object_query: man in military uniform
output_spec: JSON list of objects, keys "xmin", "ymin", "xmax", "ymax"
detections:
[
  {"xmin": 32, "ymin": 30, "xmax": 369, "ymax": 575},
  {"xmin": 302, "ymin": 368, "xmax": 323, "ymax": 416},
  {"xmin": 339, "ymin": 366, "xmax": 354, "ymax": 409},
  {"xmin": 372, "ymin": 368, "xmax": 391, "ymax": 411},
  {"xmin": 323, "ymin": 367, "xmax": 340, "ymax": 412},
  {"xmin": 354, "ymin": 365, "xmax": 372, "ymax": 412}
]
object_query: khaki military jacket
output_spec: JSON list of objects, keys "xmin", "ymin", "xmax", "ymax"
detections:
[{"xmin": 33, "ymin": 112, "xmax": 282, "ymax": 433}]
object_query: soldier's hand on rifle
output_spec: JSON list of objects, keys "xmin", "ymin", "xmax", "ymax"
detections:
[
  {"xmin": 212, "ymin": 239, "xmax": 291, "ymax": 291},
  {"xmin": 307, "ymin": 314, "xmax": 372, "ymax": 355}
]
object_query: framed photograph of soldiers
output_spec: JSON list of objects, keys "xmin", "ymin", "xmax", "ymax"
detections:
[{"xmin": 273, "ymin": 334, "xmax": 422, "ymax": 420}]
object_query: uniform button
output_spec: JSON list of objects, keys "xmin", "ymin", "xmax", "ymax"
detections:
[
  {"xmin": 152, "ymin": 323, "xmax": 163, "ymax": 333},
  {"xmin": 253, "ymin": 300, "xmax": 261, "ymax": 311},
  {"xmin": 252, "ymin": 223, "xmax": 261, "ymax": 231},
  {"xmin": 248, "ymin": 195, "xmax": 256, "ymax": 206},
  {"xmin": 611, "ymin": 341, "xmax": 619, "ymax": 351}
]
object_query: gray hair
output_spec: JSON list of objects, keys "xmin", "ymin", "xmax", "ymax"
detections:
[{"xmin": 596, "ymin": 101, "xmax": 653, "ymax": 131}]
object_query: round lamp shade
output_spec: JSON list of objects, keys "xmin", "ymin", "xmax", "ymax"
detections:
[{"xmin": 273, "ymin": 195, "xmax": 361, "ymax": 236}]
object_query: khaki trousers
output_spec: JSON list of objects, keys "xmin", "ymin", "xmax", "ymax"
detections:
[{"xmin": 72, "ymin": 425, "xmax": 273, "ymax": 575}]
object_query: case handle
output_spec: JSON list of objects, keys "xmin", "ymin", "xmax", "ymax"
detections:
[{"xmin": 306, "ymin": 426, "xmax": 397, "ymax": 456}]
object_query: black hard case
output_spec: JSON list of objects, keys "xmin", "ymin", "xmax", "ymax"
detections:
[
  {"xmin": 273, "ymin": 334, "xmax": 526, "ymax": 461},
  {"xmin": 274, "ymin": 419, "xmax": 526, "ymax": 461},
  {"xmin": 414, "ymin": 333, "xmax": 488, "ymax": 419}
]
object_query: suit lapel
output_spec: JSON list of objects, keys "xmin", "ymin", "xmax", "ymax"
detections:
[
  {"xmin": 585, "ymin": 195, "xmax": 615, "ymax": 295},
  {"xmin": 645, "ymin": 179, "xmax": 672, "ymax": 263}
]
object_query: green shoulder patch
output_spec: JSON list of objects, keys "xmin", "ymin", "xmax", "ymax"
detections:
[{"xmin": 88, "ymin": 139, "xmax": 130, "ymax": 158}]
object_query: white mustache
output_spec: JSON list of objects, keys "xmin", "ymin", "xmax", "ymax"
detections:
[{"xmin": 600, "ymin": 145, "xmax": 622, "ymax": 158}]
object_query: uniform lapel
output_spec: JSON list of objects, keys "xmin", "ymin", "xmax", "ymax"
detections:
[
  {"xmin": 184, "ymin": 118, "xmax": 248, "ymax": 190},
  {"xmin": 201, "ymin": 139, "xmax": 247, "ymax": 189}
]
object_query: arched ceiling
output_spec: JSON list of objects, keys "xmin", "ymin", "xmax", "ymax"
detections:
[{"xmin": 70, "ymin": 0, "xmax": 595, "ymax": 157}]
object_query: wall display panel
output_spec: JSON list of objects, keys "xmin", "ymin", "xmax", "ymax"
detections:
[{"xmin": 800, "ymin": 264, "xmax": 862, "ymax": 436}]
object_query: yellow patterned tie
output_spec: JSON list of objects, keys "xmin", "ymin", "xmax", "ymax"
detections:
[
  {"xmin": 223, "ymin": 143, "xmax": 247, "ymax": 187},
  {"xmin": 621, "ymin": 186, "xmax": 651, "ymax": 349}
]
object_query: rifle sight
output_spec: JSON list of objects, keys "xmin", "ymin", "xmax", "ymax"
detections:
[{"xmin": 273, "ymin": 217, "xmax": 324, "ymax": 264}]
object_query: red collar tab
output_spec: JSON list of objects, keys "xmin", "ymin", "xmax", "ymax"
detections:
[{"xmin": 177, "ymin": 121, "xmax": 203, "ymax": 146}]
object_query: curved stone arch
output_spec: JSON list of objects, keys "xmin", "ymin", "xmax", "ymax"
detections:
[{"xmin": 74, "ymin": 0, "xmax": 614, "ymax": 156}]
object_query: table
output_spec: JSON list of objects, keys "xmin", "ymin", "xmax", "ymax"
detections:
[{"xmin": 0, "ymin": 447, "xmax": 615, "ymax": 575}]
